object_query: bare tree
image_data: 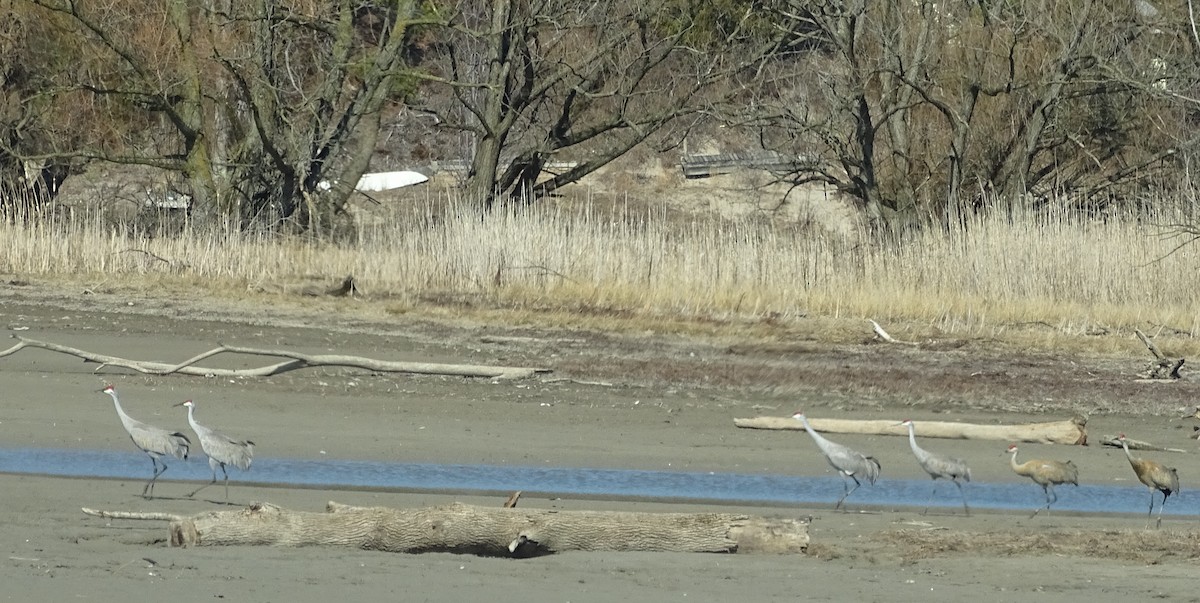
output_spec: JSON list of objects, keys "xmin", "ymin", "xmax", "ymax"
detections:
[
  {"xmin": 750, "ymin": 0, "xmax": 1198, "ymax": 230},
  {"xmin": 426, "ymin": 0, "xmax": 781, "ymax": 207},
  {"xmin": 14, "ymin": 0, "xmax": 435, "ymax": 233},
  {"xmin": 0, "ymin": 1, "xmax": 70, "ymax": 211}
]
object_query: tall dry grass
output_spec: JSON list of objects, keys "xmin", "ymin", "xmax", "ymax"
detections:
[{"xmin": 2, "ymin": 195, "xmax": 1199, "ymax": 341}]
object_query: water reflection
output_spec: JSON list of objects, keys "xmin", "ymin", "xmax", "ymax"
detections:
[{"xmin": 0, "ymin": 447, "xmax": 1194, "ymax": 516}]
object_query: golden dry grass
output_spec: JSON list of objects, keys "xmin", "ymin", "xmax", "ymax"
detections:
[{"xmin": 2, "ymin": 196, "xmax": 1199, "ymax": 354}]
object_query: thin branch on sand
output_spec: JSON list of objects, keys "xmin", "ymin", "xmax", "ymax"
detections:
[{"xmin": 0, "ymin": 336, "xmax": 550, "ymax": 380}]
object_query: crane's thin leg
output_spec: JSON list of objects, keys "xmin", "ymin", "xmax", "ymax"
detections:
[
  {"xmin": 835, "ymin": 475, "xmax": 861, "ymax": 512},
  {"xmin": 188, "ymin": 468, "xmax": 219, "ymax": 498},
  {"xmin": 143, "ymin": 457, "xmax": 168, "ymax": 499},
  {"xmin": 1155, "ymin": 492, "xmax": 1167, "ymax": 529},
  {"xmin": 922, "ymin": 480, "xmax": 937, "ymax": 516},
  {"xmin": 1031, "ymin": 484, "xmax": 1056, "ymax": 518},
  {"xmin": 221, "ymin": 464, "xmax": 231, "ymax": 502},
  {"xmin": 954, "ymin": 480, "xmax": 970, "ymax": 516},
  {"xmin": 142, "ymin": 457, "xmax": 157, "ymax": 498}
]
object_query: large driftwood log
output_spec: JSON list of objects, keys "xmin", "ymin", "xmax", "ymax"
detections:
[
  {"xmin": 0, "ymin": 336, "xmax": 549, "ymax": 380},
  {"xmin": 736, "ymin": 415, "xmax": 1088, "ymax": 445},
  {"xmin": 82, "ymin": 501, "xmax": 808, "ymax": 557}
]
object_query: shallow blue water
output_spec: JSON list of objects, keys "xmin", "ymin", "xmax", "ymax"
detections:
[{"xmin": 0, "ymin": 447, "xmax": 1195, "ymax": 517}]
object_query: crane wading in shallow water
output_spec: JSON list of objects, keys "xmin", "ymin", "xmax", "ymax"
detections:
[
  {"xmin": 1006, "ymin": 444, "xmax": 1079, "ymax": 517},
  {"xmin": 1117, "ymin": 433, "xmax": 1180, "ymax": 529},
  {"xmin": 898, "ymin": 419, "xmax": 972, "ymax": 516},
  {"xmin": 98, "ymin": 385, "xmax": 191, "ymax": 499},
  {"xmin": 175, "ymin": 400, "xmax": 255, "ymax": 502},
  {"xmin": 792, "ymin": 412, "xmax": 881, "ymax": 511}
]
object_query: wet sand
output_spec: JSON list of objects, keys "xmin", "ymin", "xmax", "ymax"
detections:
[{"xmin": 1, "ymin": 288, "xmax": 1197, "ymax": 602}]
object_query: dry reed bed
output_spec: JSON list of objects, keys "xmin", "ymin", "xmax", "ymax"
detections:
[{"xmin": 2, "ymin": 198, "xmax": 1198, "ymax": 339}]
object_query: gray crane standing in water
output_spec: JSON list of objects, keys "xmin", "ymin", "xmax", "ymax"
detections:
[
  {"xmin": 99, "ymin": 385, "xmax": 191, "ymax": 499},
  {"xmin": 898, "ymin": 419, "xmax": 972, "ymax": 516},
  {"xmin": 1117, "ymin": 433, "xmax": 1179, "ymax": 529},
  {"xmin": 1006, "ymin": 444, "xmax": 1079, "ymax": 518},
  {"xmin": 792, "ymin": 411, "xmax": 881, "ymax": 511},
  {"xmin": 175, "ymin": 400, "xmax": 255, "ymax": 502}
]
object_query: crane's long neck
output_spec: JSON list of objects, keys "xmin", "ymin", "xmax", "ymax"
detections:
[
  {"xmin": 905, "ymin": 424, "xmax": 920, "ymax": 453},
  {"xmin": 1009, "ymin": 449, "xmax": 1023, "ymax": 473},
  {"xmin": 1119, "ymin": 441, "xmax": 1136, "ymax": 465},
  {"xmin": 106, "ymin": 392, "xmax": 133, "ymax": 428},
  {"xmin": 798, "ymin": 416, "xmax": 824, "ymax": 441},
  {"xmin": 186, "ymin": 404, "xmax": 200, "ymax": 432}
]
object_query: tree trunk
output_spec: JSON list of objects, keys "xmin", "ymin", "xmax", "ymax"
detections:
[
  {"xmin": 156, "ymin": 501, "xmax": 809, "ymax": 556},
  {"xmin": 467, "ymin": 134, "xmax": 503, "ymax": 206}
]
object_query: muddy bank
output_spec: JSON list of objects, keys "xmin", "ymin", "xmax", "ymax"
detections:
[{"xmin": 1, "ymin": 290, "xmax": 1197, "ymax": 602}]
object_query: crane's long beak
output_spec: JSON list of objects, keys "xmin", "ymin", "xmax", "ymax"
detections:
[{"xmin": 172, "ymin": 401, "xmax": 188, "ymax": 408}]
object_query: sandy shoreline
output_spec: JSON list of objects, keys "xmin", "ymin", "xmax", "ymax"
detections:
[
  {"xmin": 6, "ymin": 473, "xmax": 1199, "ymax": 603},
  {"xmin": 3, "ymin": 290, "xmax": 1199, "ymax": 601}
]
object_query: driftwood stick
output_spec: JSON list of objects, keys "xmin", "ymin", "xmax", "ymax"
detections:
[
  {"xmin": 82, "ymin": 508, "xmax": 185, "ymax": 521},
  {"xmin": 83, "ymin": 501, "xmax": 809, "ymax": 557},
  {"xmin": 1136, "ymin": 329, "xmax": 1165, "ymax": 360},
  {"xmin": 480, "ymin": 336, "xmax": 586, "ymax": 345},
  {"xmin": 873, "ymin": 319, "xmax": 916, "ymax": 343},
  {"xmin": 868, "ymin": 320, "xmax": 920, "ymax": 346},
  {"xmin": 502, "ymin": 491, "xmax": 522, "ymax": 508},
  {"xmin": 158, "ymin": 346, "xmax": 249, "ymax": 373},
  {"xmin": 1, "ymin": 336, "xmax": 549, "ymax": 380},
  {"xmin": 736, "ymin": 415, "xmax": 1088, "ymax": 445},
  {"xmin": 1097, "ymin": 434, "xmax": 1188, "ymax": 453},
  {"xmin": 210, "ymin": 344, "xmax": 547, "ymax": 379}
]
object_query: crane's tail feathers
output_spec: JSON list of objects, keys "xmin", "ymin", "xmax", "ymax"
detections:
[
  {"xmin": 169, "ymin": 432, "xmax": 191, "ymax": 460},
  {"xmin": 865, "ymin": 456, "xmax": 882, "ymax": 484}
]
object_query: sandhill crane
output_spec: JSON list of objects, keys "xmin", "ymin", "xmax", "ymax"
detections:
[
  {"xmin": 175, "ymin": 400, "xmax": 255, "ymax": 502},
  {"xmin": 1006, "ymin": 444, "xmax": 1078, "ymax": 517},
  {"xmin": 1117, "ymin": 433, "xmax": 1180, "ymax": 528},
  {"xmin": 898, "ymin": 419, "xmax": 972, "ymax": 516},
  {"xmin": 792, "ymin": 412, "xmax": 881, "ymax": 511},
  {"xmin": 98, "ymin": 385, "xmax": 190, "ymax": 499}
]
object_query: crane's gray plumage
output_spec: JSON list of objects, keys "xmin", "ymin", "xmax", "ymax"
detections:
[
  {"xmin": 99, "ymin": 385, "xmax": 190, "ymax": 499},
  {"xmin": 176, "ymin": 399, "xmax": 255, "ymax": 502},
  {"xmin": 1007, "ymin": 444, "xmax": 1079, "ymax": 518},
  {"xmin": 1118, "ymin": 433, "xmax": 1180, "ymax": 529},
  {"xmin": 899, "ymin": 419, "xmax": 971, "ymax": 516},
  {"xmin": 792, "ymin": 412, "xmax": 881, "ymax": 511}
]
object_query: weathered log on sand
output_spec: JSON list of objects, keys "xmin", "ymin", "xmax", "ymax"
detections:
[
  {"xmin": 0, "ymin": 335, "xmax": 549, "ymax": 380},
  {"xmin": 1098, "ymin": 434, "xmax": 1188, "ymax": 453},
  {"xmin": 735, "ymin": 415, "xmax": 1088, "ymax": 445},
  {"xmin": 86, "ymin": 502, "xmax": 808, "ymax": 557}
]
